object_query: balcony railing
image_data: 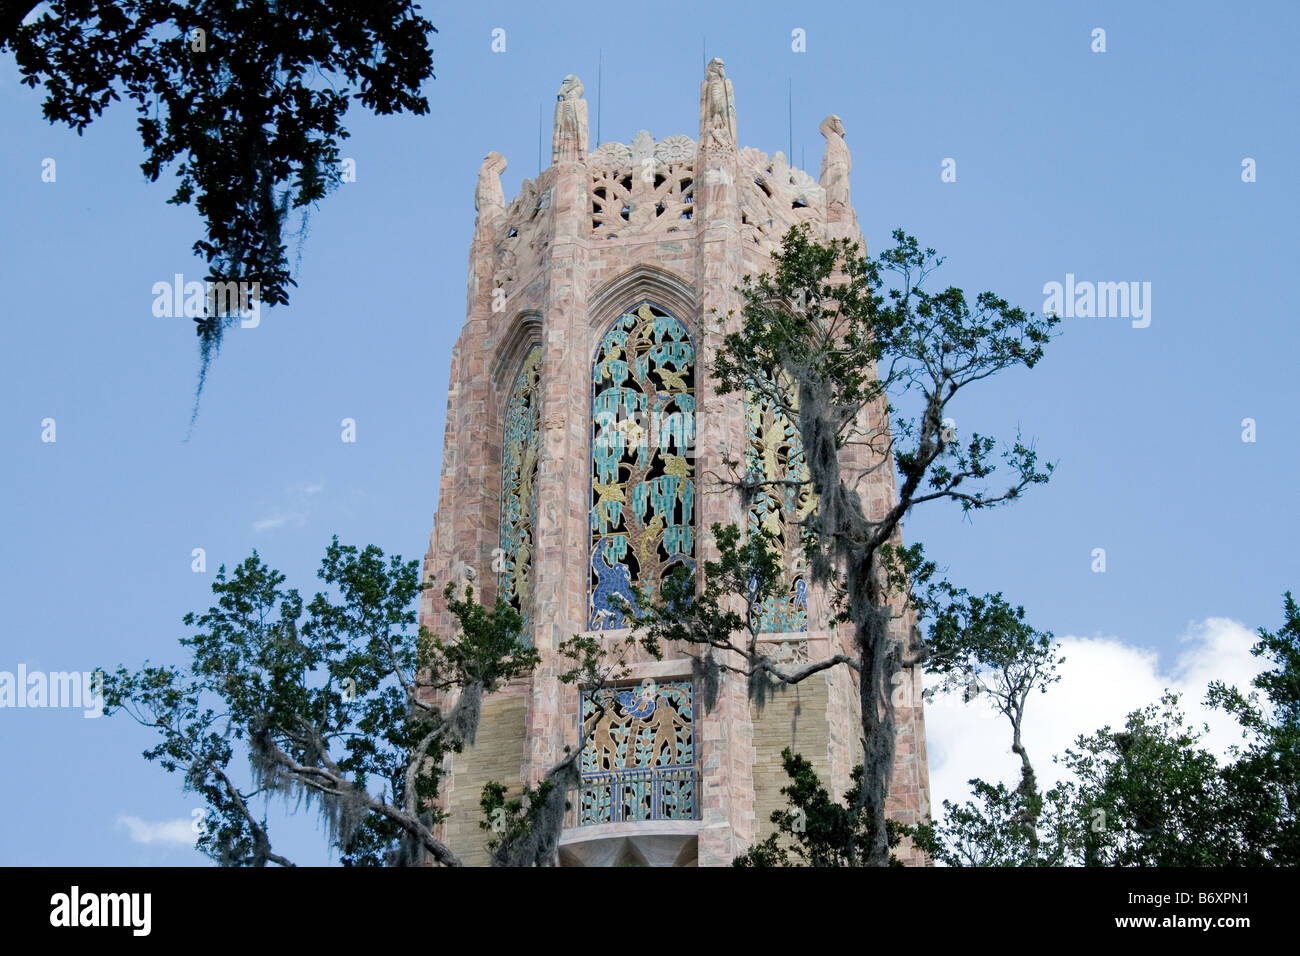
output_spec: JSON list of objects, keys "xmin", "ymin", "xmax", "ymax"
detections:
[{"xmin": 570, "ymin": 767, "xmax": 701, "ymax": 827}]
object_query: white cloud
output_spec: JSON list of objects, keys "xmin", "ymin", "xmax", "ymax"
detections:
[
  {"xmin": 923, "ymin": 616, "xmax": 1266, "ymax": 813},
  {"xmin": 116, "ymin": 815, "xmax": 196, "ymax": 847},
  {"xmin": 251, "ymin": 480, "xmax": 323, "ymax": 533},
  {"xmin": 252, "ymin": 512, "xmax": 304, "ymax": 533}
]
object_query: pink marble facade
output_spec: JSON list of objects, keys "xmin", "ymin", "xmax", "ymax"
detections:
[{"xmin": 421, "ymin": 65, "xmax": 929, "ymax": 866}]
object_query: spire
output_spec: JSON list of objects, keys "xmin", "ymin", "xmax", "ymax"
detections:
[{"xmin": 551, "ymin": 74, "xmax": 589, "ymax": 163}]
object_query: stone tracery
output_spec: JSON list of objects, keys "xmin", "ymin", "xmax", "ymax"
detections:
[{"xmin": 589, "ymin": 132, "xmax": 695, "ymax": 239}]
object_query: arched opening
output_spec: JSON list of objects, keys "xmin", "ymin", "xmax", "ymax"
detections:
[
  {"xmin": 589, "ymin": 301, "xmax": 696, "ymax": 629},
  {"xmin": 498, "ymin": 344, "xmax": 542, "ymax": 641}
]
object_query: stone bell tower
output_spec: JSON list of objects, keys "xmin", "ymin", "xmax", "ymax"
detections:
[{"xmin": 420, "ymin": 60, "xmax": 930, "ymax": 866}]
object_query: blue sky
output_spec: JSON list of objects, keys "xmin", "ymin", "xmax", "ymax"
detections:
[{"xmin": 1, "ymin": 1, "xmax": 1296, "ymax": 865}]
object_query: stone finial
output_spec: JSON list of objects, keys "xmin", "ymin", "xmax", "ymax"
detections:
[
  {"xmin": 628, "ymin": 130, "xmax": 657, "ymax": 225},
  {"xmin": 551, "ymin": 74, "xmax": 589, "ymax": 163},
  {"xmin": 474, "ymin": 151, "xmax": 507, "ymax": 228},
  {"xmin": 631, "ymin": 129, "xmax": 655, "ymax": 169},
  {"xmin": 818, "ymin": 114, "xmax": 850, "ymax": 199},
  {"xmin": 699, "ymin": 57, "xmax": 737, "ymax": 148}
]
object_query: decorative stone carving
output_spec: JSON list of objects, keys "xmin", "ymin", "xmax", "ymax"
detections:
[
  {"xmin": 552, "ymin": 74, "xmax": 590, "ymax": 163},
  {"xmin": 502, "ymin": 175, "xmax": 553, "ymax": 252},
  {"xmin": 589, "ymin": 166, "xmax": 632, "ymax": 238},
  {"xmin": 737, "ymin": 147, "xmax": 824, "ymax": 250},
  {"xmin": 589, "ymin": 141, "xmax": 632, "ymax": 170},
  {"xmin": 483, "ymin": 169, "xmax": 556, "ymax": 297},
  {"xmin": 504, "ymin": 176, "xmax": 537, "ymax": 226},
  {"xmin": 447, "ymin": 557, "xmax": 478, "ymax": 596},
  {"xmin": 492, "ymin": 242, "xmax": 517, "ymax": 290},
  {"xmin": 588, "ymin": 134, "xmax": 696, "ymax": 239},
  {"xmin": 474, "ymin": 151, "xmax": 507, "ymax": 229},
  {"xmin": 769, "ymin": 150, "xmax": 823, "ymax": 207},
  {"xmin": 789, "ymin": 165, "xmax": 822, "ymax": 205},
  {"xmin": 631, "ymin": 129, "xmax": 655, "ymax": 171},
  {"xmin": 699, "ymin": 57, "xmax": 737, "ymax": 148},
  {"xmin": 770, "ymin": 150, "xmax": 791, "ymax": 188},
  {"xmin": 627, "ymin": 131, "xmax": 658, "ymax": 226},
  {"xmin": 654, "ymin": 135, "xmax": 696, "ymax": 166},
  {"xmin": 760, "ymin": 638, "xmax": 811, "ymax": 667},
  {"xmin": 819, "ymin": 113, "xmax": 851, "ymax": 205}
]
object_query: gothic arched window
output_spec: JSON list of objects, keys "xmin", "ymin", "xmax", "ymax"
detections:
[
  {"xmin": 746, "ymin": 368, "xmax": 811, "ymax": 632},
  {"xmin": 590, "ymin": 302, "xmax": 695, "ymax": 629},
  {"xmin": 499, "ymin": 345, "xmax": 542, "ymax": 640}
]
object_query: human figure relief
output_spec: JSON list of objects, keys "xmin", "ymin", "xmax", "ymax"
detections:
[
  {"xmin": 646, "ymin": 695, "xmax": 686, "ymax": 766},
  {"xmin": 587, "ymin": 697, "xmax": 622, "ymax": 771}
]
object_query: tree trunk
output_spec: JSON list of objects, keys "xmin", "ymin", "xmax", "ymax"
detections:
[
  {"xmin": 850, "ymin": 554, "xmax": 897, "ymax": 866},
  {"xmin": 1011, "ymin": 733, "xmax": 1041, "ymax": 862}
]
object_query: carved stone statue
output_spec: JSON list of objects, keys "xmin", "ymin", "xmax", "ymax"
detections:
[
  {"xmin": 819, "ymin": 114, "xmax": 851, "ymax": 202},
  {"xmin": 551, "ymin": 74, "xmax": 589, "ymax": 163},
  {"xmin": 446, "ymin": 557, "xmax": 478, "ymax": 597},
  {"xmin": 474, "ymin": 150, "xmax": 507, "ymax": 230},
  {"xmin": 699, "ymin": 57, "xmax": 737, "ymax": 148}
]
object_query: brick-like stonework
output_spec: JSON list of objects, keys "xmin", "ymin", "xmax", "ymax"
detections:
[
  {"xmin": 421, "ymin": 61, "xmax": 930, "ymax": 866},
  {"xmin": 441, "ymin": 692, "xmax": 528, "ymax": 867},
  {"xmin": 751, "ymin": 676, "xmax": 832, "ymax": 841}
]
